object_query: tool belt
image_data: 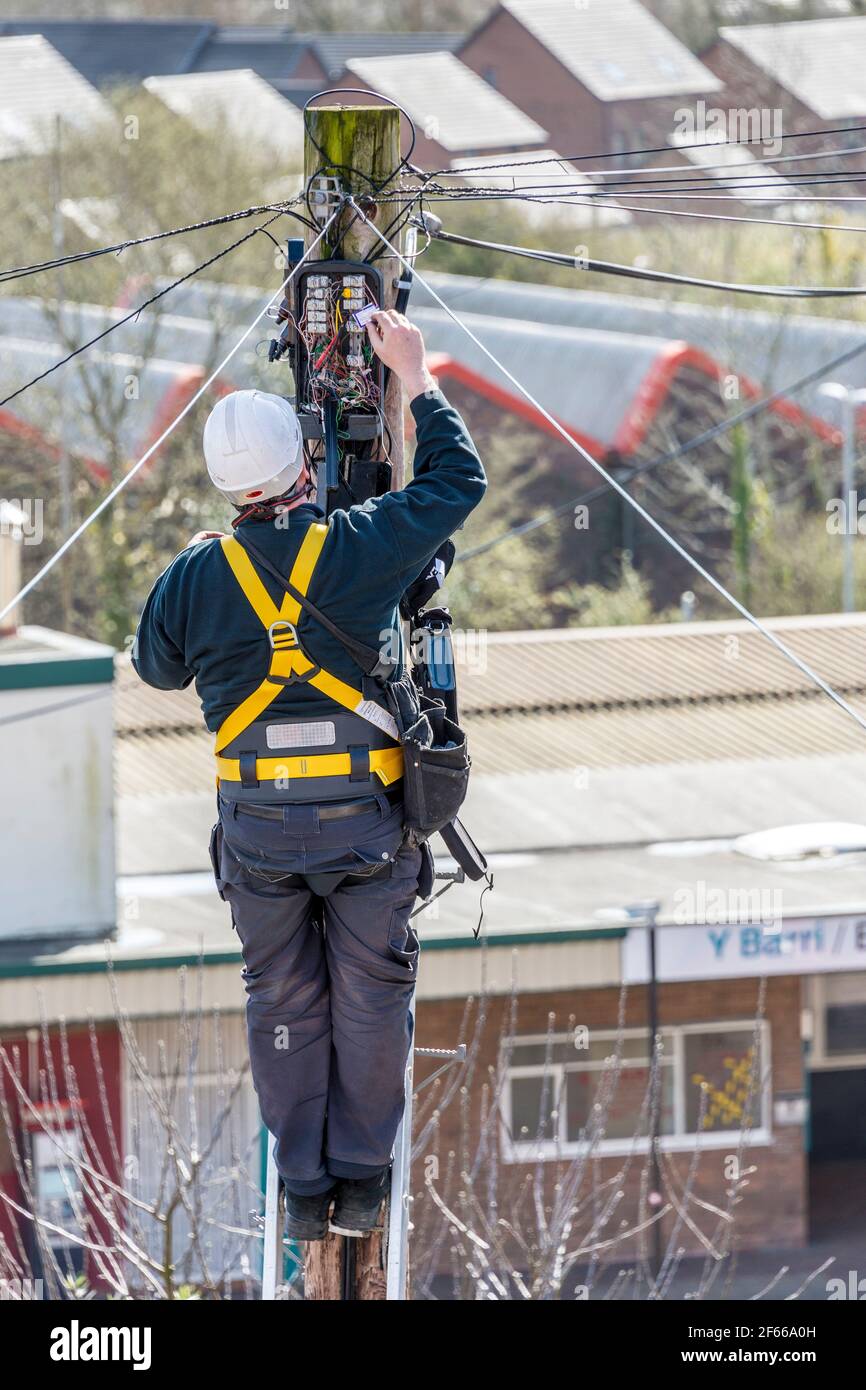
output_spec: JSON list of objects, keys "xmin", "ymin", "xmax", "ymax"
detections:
[{"xmin": 225, "ymin": 526, "xmax": 471, "ymax": 842}]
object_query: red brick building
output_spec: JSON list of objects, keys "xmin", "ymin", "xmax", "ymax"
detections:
[{"xmin": 460, "ymin": 0, "xmax": 722, "ymax": 163}]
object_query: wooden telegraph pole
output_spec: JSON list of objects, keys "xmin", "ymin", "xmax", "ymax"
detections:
[{"xmin": 302, "ymin": 100, "xmax": 409, "ymax": 1301}]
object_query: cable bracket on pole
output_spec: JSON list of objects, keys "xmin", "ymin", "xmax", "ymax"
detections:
[{"xmin": 308, "ymin": 174, "xmax": 343, "ymax": 225}]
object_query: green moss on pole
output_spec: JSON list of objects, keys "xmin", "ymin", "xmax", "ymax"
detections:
[{"xmin": 304, "ymin": 104, "xmax": 402, "ymax": 262}]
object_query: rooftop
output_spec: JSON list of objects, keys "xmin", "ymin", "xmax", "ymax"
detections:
[
  {"xmin": 0, "ymin": 34, "xmax": 112, "ymax": 160},
  {"xmin": 5, "ymin": 613, "xmax": 866, "ymax": 980},
  {"xmin": 496, "ymin": 0, "xmax": 722, "ymax": 102},
  {"xmin": 344, "ymin": 51, "xmax": 548, "ymax": 153},
  {"xmin": 0, "ymin": 19, "xmax": 214, "ymax": 86},
  {"xmin": 143, "ymin": 69, "xmax": 305, "ymax": 161},
  {"xmin": 0, "ymin": 625, "xmax": 114, "ymax": 689},
  {"xmin": 302, "ymin": 29, "xmax": 464, "ymax": 78},
  {"xmin": 719, "ymin": 16, "xmax": 866, "ymax": 119}
]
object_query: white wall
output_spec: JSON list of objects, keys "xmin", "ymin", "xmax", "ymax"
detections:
[{"xmin": 0, "ymin": 681, "xmax": 114, "ymax": 939}]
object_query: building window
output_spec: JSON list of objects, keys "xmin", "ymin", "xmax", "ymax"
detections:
[
  {"xmin": 826, "ymin": 1002, "xmax": 866, "ymax": 1057},
  {"xmin": 810, "ymin": 971, "xmax": 866, "ymax": 1068},
  {"xmin": 502, "ymin": 1021, "xmax": 769, "ymax": 1160}
]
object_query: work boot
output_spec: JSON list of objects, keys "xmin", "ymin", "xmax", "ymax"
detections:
[
  {"xmin": 284, "ymin": 1187, "xmax": 335, "ymax": 1241},
  {"xmin": 330, "ymin": 1169, "xmax": 389, "ymax": 1236}
]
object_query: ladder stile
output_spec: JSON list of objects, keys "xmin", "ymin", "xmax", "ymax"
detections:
[
  {"xmin": 386, "ymin": 997, "xmax": 416, "ymax": 1300},
  {"xmin": 261, "ymin": 1131, "xmax": 284, "ymax": 1300}
]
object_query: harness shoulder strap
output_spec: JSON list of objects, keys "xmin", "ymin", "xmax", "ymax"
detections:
[
  {"xmin": 220, "ymin": 523, "xmax": 327, "ymax": 627},
  {"xmin": 235, "ymin": 526, "xmax": 395, "ymax": 682}
]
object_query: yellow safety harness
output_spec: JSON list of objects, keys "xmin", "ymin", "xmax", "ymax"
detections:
[{"xmin": 214, "ymin": 522, "xmax": 403, "ymax": 788}]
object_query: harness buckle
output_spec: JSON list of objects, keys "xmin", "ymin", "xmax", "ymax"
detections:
[{"xmin": 268, "ymin": 620, "xmax": 300, "ymax": 651}]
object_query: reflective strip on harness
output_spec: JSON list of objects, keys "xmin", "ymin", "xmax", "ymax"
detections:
[
  {"xmin": 215, "ymin": 524, "xmax": 400, "ymax": 781},
  {"xmin": 216, "ymin": 745, "xmax": 404, "ymax": 787}
]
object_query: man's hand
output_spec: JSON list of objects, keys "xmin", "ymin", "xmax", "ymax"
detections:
[
  {"xmin": 366, "ymin": 311, "xmax": 436, "ymax": 401},
  {"xmin": 188, "ymin": 530, "xmax": 226, "ymax": 546}
]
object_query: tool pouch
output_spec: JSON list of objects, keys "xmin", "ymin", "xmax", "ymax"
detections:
[{"xmin": 385, "ymin": 675, "xmax": 471, "ymax": 842}]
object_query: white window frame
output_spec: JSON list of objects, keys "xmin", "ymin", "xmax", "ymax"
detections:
[
  {"xmin": 809, "ymin": 973, "xmax": 866, "ymax": 1071},
  {"xmin": 500, "ymin": 1020, "xmax": 771, "ymax": 1162}
]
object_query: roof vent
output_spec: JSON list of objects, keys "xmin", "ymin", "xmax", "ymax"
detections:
[{"xmin": 734, "ymin": 822, "xmax": 866, "ymax": 862}]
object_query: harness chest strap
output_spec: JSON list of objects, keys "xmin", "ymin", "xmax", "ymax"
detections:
[{"xmin": 215, "ymin": 524, "xmax": 402, "ymax": 786}]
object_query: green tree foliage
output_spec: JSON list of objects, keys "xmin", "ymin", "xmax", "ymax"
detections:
[
  {"xmin": 0, "ymin": 0, "xmax": 493, "ymax": 28},
  {"xmin": 737, "ymin": 504, "xmax": 866, "ymax": 618}
]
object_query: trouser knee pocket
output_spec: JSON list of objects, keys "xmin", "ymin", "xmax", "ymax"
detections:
[{"xmin": 387, "ymin": 907, "xmax": 420, "ymax": 972}]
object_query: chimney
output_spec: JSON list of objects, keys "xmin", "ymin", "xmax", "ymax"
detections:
[{"xmin": 0, "ymin": 500, "xmax": 27, "ymax": 635}]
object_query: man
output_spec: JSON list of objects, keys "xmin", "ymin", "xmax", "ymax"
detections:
[{"xmin": 132, "ymin": 312, "xmax": 486, "ymax": 1240}]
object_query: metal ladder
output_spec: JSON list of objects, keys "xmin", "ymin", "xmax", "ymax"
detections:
[{"xmin": 261, "ymin": 1028, "xmax": 466, "ymax": 1300}]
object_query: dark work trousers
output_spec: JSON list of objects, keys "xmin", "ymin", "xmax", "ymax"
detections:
[{"xmin": 210, "ymin": 792, "xmax": 425, "ymax": 1196}]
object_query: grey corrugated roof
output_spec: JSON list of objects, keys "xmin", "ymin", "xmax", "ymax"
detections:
[
  {"xmin": 719, "ymin": 16, "xmax": 866, "ymax": 119},
  {"xmin": 0, "ymin": 296, "xmax": 248, "ymax": 462},
  {"xmin": 302, "ymin": 30, "xmax": 464, "ymax": 78},
  {"xmin": 412, "ymin": 304, "xmax": 684, "ymax": 448},
  {"xmin": 0, "ymin": 35, "xmax": 112, "ymax": 159},
  {"xmin": 454, "ymin": 611, "xmax": 866, "ymax": 716},
  {"xmin": 501, "ymin": 0, "xmax": 721, "ymax": 102},
  {"xmin": 413, "ymin": 273, "xmax": 866, "ymax": 430},
  {"xmin": 0, "ymin": 334, "xmax": 211, "ymax": 462},
  {"xmin": 0, "ymin": 20, "xmax": 214, "ymax": 86},
  {"xmin": 110, "ymin": 793, "xmax": 866, "ymax": 940},
  {"xmin": 345, "ymin": 52, "xmax": 547, "ymax": 153}
]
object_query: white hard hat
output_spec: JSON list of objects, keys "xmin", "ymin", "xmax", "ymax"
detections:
[{"xmin": 203, "ymin": 390, "xmax": 304, "ymax": 507}]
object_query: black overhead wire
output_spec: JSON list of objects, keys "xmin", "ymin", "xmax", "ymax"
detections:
[
  {"xmin": 557, "ymin": 140, "xmax": 866, "ymax": 180},
  {"xmin": 390, "ymin": 174, "xmax": 866, "ymax": 233},
  {"xmin": 423, "ymin": 121, "xmax": 866, "ymax": 177},
  {"xmin": 394, "ymin": 134, "xmax": 866, "ymax": 237},
  {"xmin": 532, "ymin": 169, "xmax": 866, "ymax": 194},
  {"xmin": 377, "ymin": 134, "xmax": 866, "ymax": 210},
  {"xmin": 0, "ymin": 206, "xmax": 344, "ymax": 628},
  {"xmin": 406, "ymin": 170, "xmax": 866, "ymax": 202},
  {"xmin": 426, "ymin": 147, "xmax": 866, "ymax": 193},
  {"xmin": 0, "ymin": 212, "xmax": 285, "ymax": 410},
  {"xmin": 0, "ymin": 200, "xmax": 316, "ymax": 289},
  {"xmin": 421, "ymin": 224, "xmax": 866, "ymax": 299},
  {"xmin": 412, "ymin": 188, "xmax": 866, "ymax": 204},
  {"xmin": 458, "ymin": 326, "xmax": 866, "ymax": 563}
]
